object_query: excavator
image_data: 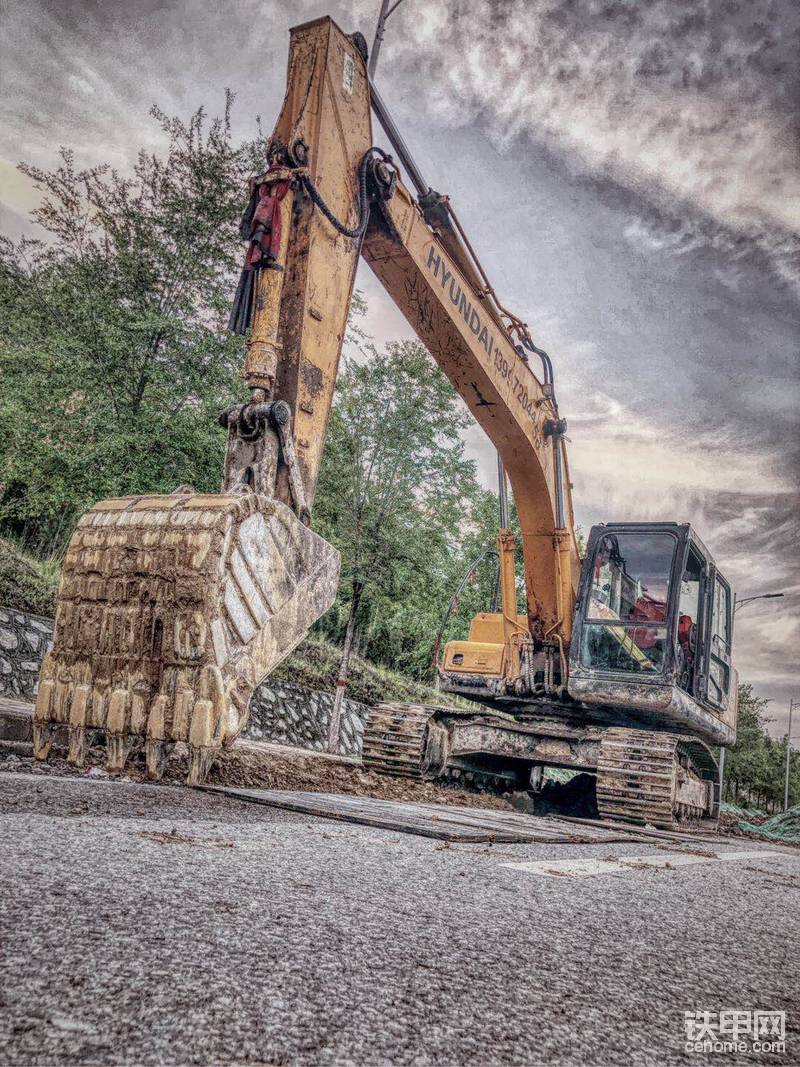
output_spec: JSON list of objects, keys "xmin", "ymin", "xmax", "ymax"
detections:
[{"xmin": 32, "ymin": 16, "xmax": 738, "ymax": 827}]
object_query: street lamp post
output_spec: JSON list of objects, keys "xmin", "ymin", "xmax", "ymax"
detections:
[
  {"xmin": 785, "ymin": 699, "xmax": 798, "ymax": 812},
  {"xmin": 719, "ymin": 590, "xmax": 786, "ymax": 808},
  {"xmin": 734, "ymin": 592, "xmax": 785, "ymax": 615}
]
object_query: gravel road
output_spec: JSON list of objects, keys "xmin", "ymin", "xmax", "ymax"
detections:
[{"xmin": 1, "ymin": 771, "xmax": 797, "ymax": 1067}]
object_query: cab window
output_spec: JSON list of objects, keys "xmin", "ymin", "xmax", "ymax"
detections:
[
  {"xmin": 711, "ymin": 578, "xmax": 731, "ymax": 651},
  {"xmin": 582, "ymin": 531, "xmax": 677, "ymax": 674},
  {"xmin": 708, "ymin": 576, "xmax": 731, "ymax": 705},
  {"xmin": 587, "ymin": 531, "xmax": 675, "ymax": 623},
  {"xmin": 676, "ymin": 546, "xmax": 704, "ymax": 694}
]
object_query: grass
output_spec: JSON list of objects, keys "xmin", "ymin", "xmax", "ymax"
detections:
[
  {"xmin": 0, "ymin": 537, "xmax": 61, "ymax": 617},
  {"xmin": 272, "ymin": 635, "xmax": 466, "ymax": 707}
]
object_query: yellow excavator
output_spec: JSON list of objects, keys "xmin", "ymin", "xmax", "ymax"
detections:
[{"xmin": 33, "ymin": 17, "xmax": 737, "ymax": 827}]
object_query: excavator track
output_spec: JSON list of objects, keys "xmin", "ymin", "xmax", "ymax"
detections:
[
  {"xmin": 361, "ymin": 703, "xmax": 435, "ymax": 779},
  {"xmin": 363, "ymin": 703, "xmax": 532, "ymax": 792},
  {"xmin": 596, "ymin": 727, "xmax": 717, "ymax": 829}
]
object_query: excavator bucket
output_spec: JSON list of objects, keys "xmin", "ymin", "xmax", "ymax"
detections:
[{"xmin": 33, "ymin": 489, "xmax": 339, "ymax": 782}]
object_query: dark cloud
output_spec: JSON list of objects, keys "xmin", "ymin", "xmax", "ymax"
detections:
[{"xmin": 386, "ymin": 0, "xmax": 800, "ymax": 297}]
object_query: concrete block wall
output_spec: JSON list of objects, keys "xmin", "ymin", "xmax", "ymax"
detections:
[
  {"xmin": 0, "ymin": 605, "xmax": 368, "ymax": 756},
  {"xmin": 0, "ymin": 608, "xmax": 54, "ymax": 701}
]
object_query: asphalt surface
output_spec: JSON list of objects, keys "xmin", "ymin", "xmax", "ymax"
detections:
[{"xmin": 1, "ymin": 770, "xmax": 798, "ymax": 1067}]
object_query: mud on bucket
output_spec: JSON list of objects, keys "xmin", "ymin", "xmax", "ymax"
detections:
[{"xmin": 34, "ymin": 490, "xmax": 340, "ymax": 783}]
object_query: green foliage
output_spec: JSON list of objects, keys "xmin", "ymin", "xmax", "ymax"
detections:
[
  {"xmin": 312, "ymin": 339, "xmax": 510, "ymax": 679},
  {"xmin": 0, "ymin": 536, "xmax": 60, "ymax": 617},
  {"xmin": 272, "ymin": 636, "xmax": 471, "ymax": 708},
  {"xmin": 0, "ymin": 95, "xmax": 266, "ymax": 550},
  {"xmin": 723, "ymin": 684, "xmax": 799, "ymax": 811}
]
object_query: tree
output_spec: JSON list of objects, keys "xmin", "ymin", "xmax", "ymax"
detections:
[
  {"xmin": 0, "ymin": 95, "xmax": 266, "ymax": 552},
  {"xmin": 722, "ymin": 684, "xmax": 798, "ymax": 811},
  {"xmin": 313, "ymin": 339, "xmax": 486, "ymax": 746}
]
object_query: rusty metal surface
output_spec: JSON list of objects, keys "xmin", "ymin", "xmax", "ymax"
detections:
[
  {"xmin": 596, "ymin": 727, "xmax": 717, "ymax": 830},
  {"xmin": 365, "ymin": 702, "xmax": 600, "ymax": 779},
  {"xmin": 364, "ymin": 704, "xmax": 722, "ymax": 830},
  {"xmin": 268, "ymin": 17, "xmax": 373, "ymax": 509},
  {"xmin": 34, "ymin": 491, "xmax": 340, "ymax": 783},
  {"xmin": 448, "ymin": 720, "xmax": 600, "ymax": 770},
  {"xmin": 361, "ymin": 702, "xmax": 432, "ymax": 779},
  {"xmin": 568, "ymin": 673, "xmax": 736, "ymax": 746}
]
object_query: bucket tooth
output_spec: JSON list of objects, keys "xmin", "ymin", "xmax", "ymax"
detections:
[
  {"xmin": 187, "ymin": 745, "xmax": 215, "ymax": 786},
  {"xmin": 106, "ymin": 687, "xmax": 128, "ymax": 734},
  {"xmin": 34, "ymin": 491, "xmax": 341, "ymax": 783},
  {"xmin": 129, "ymin": 680, "xmax": 149, "ymax": 735},
  {"xmin": 67, "ymin": 684, "xmax": 91, "ymax": 767},
  {"xmin": 145, "ymin": 739, "xmax": 172, "ymax": 780},
  {"xmin": 145, "ymin": 695, "xmax": 169, "ymax": 780},
  {"xmin": 67, "ymin": 727, "xmax": 87, "ymax": 767},
  {"xmin": 33, "ymin": 661, "xmax": 57, "ymax": 761},
  {"xmin": 90, "ymin": 678, "xmax": 110, "ymax": 728},
  {"xmin": 105, "ymin": 687, "xmax": 131, "ymax": 773},
  {"xmin": 172, "ymin": 687, "xmax": 195, "ymax": 742},
  {"xmin": 32, "ymin": 721, "xmax": 54, "ymax": 761},
  {"xmin": 105, "ymin": 734, "xmax": 133, "ymax": 774},
  {"xmin": 187, "ymin": 697, "xmax": 216, "ymax": 786},
  {"xmin": 53, "ymin": 675, "xmax": 72, "ymax": 723},
  {"xmin": 144, "ymin": 739, "xmax": 168, "ymax": 779},
  {"xmin": 35, "ymin": 655, "xmax": 56, "ymax": 711}
]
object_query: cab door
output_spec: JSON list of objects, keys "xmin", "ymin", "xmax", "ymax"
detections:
[{"xmin": 703, "ymin": 568, "xmax": 733, "ymax": 710}]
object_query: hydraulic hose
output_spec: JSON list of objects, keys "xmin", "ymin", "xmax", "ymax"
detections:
[{"xmin": 300, "ymin": 147, "xmax": 390, "ymax": 239}]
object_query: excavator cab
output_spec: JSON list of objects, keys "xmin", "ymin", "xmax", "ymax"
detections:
[
  {"xmin": 437, "ymin": 520, "xmax": 736, "ymax": 751},
  {"xmin": 568, "ymin": 522, "xmax": 737, "ymax": 746}
]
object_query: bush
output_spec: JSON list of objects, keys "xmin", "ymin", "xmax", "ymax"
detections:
[{"xmin": 0, "ymin": 537, "xmax": 60, "ymax": 616}]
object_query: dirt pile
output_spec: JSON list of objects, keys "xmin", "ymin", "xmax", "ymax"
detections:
[
  {"xmin": 205, "ymin": 742, "xmax": 513, "ymax": 808},
  {"xmin": 0, "ymin": 739, "xmax": 514, "ymax": 811}
]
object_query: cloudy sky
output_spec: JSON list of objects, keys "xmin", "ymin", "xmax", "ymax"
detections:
[{"xmin": 2, "ymin": 0, "xmax": 798, "ymax": 735}]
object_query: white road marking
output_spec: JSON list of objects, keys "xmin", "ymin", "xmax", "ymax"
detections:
[{"xmin": 502, "ymin": 850, "xmax": 783, "ymax": 878}]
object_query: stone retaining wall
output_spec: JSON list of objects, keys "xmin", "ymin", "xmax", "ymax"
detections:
[
  {"xmin": 0, "ymin": 608, "xmax": 54, "ymax": 701},
  {"xmin": 0, "ymin": 605, "xmax": 368, "ymax": 755},
  {"xmin": 245, "ymin": 678, "xmax": 369, "ymax": 757}
]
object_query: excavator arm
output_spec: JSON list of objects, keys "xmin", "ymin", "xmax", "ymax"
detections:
[{"xmin": 362, "ymin": 172, "xmax": 582, "ymax": 640}]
